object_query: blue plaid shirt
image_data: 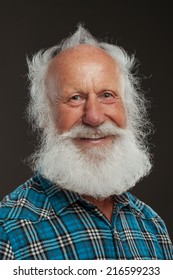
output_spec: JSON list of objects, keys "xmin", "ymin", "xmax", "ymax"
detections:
[{"xmin": 0, "ymin": 174, "xmax": 172, "ymax": 260}]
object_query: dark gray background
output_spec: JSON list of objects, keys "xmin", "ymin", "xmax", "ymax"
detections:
[{"xmin": 0, "ymin": 1, "xmax": 172, "ymax": 241}]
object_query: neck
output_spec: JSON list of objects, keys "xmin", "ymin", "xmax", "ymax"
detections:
[{"xmin": 83, "ymin": 195, "xmax": 114, "ymax": 221}]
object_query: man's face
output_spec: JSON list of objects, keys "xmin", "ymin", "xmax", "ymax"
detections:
[
  {"xmin": 46, "ymin": 45, "xmax": 126, "ymax": 150},
  {"xmin": 34, "ymin": 46, "xmax": 151, "ymax": 197}
]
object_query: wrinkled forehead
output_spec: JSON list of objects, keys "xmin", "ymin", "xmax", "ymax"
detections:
[
  {"xmin": 45, "ymin": 44, "xmax": 125, "ymax": 100},
  {"xmin": 47, "ymin": 44, "xmax": 121, "ymax": 77}
]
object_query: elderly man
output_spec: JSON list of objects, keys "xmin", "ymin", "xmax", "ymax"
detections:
[{"xmin": 0, "ymin": 25, "xmax": 172, "ymax": 260}]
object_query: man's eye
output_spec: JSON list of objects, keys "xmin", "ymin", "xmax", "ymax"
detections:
[
  {"xmin": 102, "ymin": 92, "xmax": 114, "ymax": 98},
  {"xmin": 71, "ymin": 95, "xmax": 81, "ymax": 100},
  {"xmin": 69, "ymin": 95, "xmax": 84, "ymax": 101},
  {"xmin": 68, "ymin": 95, "xmax": 85, "ymax": 105},
  {"xmin": 99, "ymin": 92, "xmax": 116, "ymax": 104}
]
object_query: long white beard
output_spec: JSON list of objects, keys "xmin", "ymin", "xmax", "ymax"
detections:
[{"xmin": 32, "ymin": 123, "xmax": 152, "ymax": 199}]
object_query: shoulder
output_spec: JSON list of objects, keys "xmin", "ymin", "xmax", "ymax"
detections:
[
  {"xmin": 126, "ymin": 192, "xmax": 170, "ymax": 234},
  {"xmin": 0, "ymin": 174, "xmax": 53, "ymax": 222},
  {"xmin": 127, "ymin": 192, "xmax": 158, "ymax": 218}
]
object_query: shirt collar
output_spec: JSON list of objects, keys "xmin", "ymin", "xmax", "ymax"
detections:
[
  {"xmin": 38, "ymin": 173, "xmax": 82, "ymax": 215},
  {"xmin": 37, "ymin": 173, "xmax": 145, "ymax": 218}
]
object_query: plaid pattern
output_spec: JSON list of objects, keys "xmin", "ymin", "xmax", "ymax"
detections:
[{"xmin": 0, "ymin": 174, "xmax": 172, "ymax": 260}]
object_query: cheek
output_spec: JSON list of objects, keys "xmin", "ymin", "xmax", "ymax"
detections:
[
  {"xmin": 114, "ymin": 111, "xmax": 126, "ymax": 128},
  {"xmin": 53, "ymin": 106, "xmax": 82, "ymax": 132},
  {"xmin": 107, "ymin": 104, "xmax": 127, "ymax": 128}
]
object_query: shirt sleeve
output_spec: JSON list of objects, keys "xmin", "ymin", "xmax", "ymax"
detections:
[{"xmin": 0, "ymin": 224, "xmax": 15, "ymax": 260}]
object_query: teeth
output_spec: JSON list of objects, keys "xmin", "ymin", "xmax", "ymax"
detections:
[{"xmin": 81, "ymin": 136, "xmax": 105, "ymax": 140}]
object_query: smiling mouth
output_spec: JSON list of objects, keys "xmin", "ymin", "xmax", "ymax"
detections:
[
  {"xmin": 74, "ymin": 135, "xmax": 115, "ymax": 146},
  {"xmin": 80, "ymin": 136, "xmax": 106, "ymax": 140}
]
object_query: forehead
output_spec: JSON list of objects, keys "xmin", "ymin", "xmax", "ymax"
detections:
[{"xmin": 47, "ymin": 44, "xmax": 120, "ymax": 79}]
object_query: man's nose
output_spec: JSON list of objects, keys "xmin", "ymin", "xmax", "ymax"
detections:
[{"xmin": 82, "ymin": 96, "xmax": 105, "ymax": 126}]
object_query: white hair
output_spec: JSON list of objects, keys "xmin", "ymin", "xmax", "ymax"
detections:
[{"xmin": 26, "ymin": 24, "xmax": 151, "ymax": 146}]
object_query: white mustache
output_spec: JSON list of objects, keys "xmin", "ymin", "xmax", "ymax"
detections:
[{"xmin": 62, "ymin": 123, "xmax": 125, "ymax": 139}]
